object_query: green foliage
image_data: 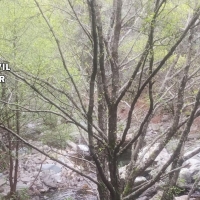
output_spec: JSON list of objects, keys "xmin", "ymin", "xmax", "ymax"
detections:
[
  {"xmin": 164, "ymin": 185, "xmax": 184, "ymax": 199},
  {"xmin": 41, "ymin": 123, "xmax": 72, "ymax": 149},
  {"xmin": 1, "ymin": 189, "xmax": 30, "ymax": 200},
  {"xmin": 65, "ymin": 198, "xmax": 74, "ymax": 200},
  {"xmin": 0, "ymin": 150, "xmax": 8, "ymax": 172},
  {"xmin": 16, "ymin": 189, "xmax": 30, "ymax": 200}
]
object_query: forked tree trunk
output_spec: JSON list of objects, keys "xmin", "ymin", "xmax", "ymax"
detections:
[{"xmin": 97, "ymin": 70, "xmax": 110, "ymax": 200}]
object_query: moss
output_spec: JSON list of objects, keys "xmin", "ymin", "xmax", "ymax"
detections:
[{"xmin": 123, "ymin": 183, "xmax": 131, "ymax": 196}]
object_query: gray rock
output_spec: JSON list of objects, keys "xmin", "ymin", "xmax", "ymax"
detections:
[
  {"xmin": 41, "ymin": 171, "xmax": 60, "ymax": 188},
  {"xmin": 184, "ymin": 158, "xmax": 200, "ymax": 167},
  {"xmin": 177, "ymin": 168, "xmax": 192, "ymax": 187},
  {"xmin": 77, "ymin": 144, "xmax": 89, "ymax": 152},
  {"xmin": 0, "ymin": 178, "xmax": 6, "ymax": 187},
  {"xmin": 41, "ymin": 164, "xmax": 62, "ymax": 174},
  {"xmin": 189, "ymin": 163, "xmax": 200, "ymax": 177},
  {"xmin": 135, "ymin": 176, "xmax": 147, "ymax": 186},
  {"xmin": 21, "ymin": 176, "xmax": 34, "ymax": 183},
  {"xmin": 183, "ymin": 158, "xmax": 200, "ymax": 181},
  {"xmin": 136, "ymin": 197, "xmax": 148, "ymax": 200},
  {"xmin": 151, "ymin": 124, "xmax": 161, "ymax": 131},
  {"xmin": 25, "ymin": 122, "xmax": 42, "ymax": 135},
  {"xmin": 174, "ymin": 195, "xmax": 195, "ymax": 200},
  {"xmin": 139, "ymin": 143, "xmax": 170, "ymax": 167},
  {"xmin": 119, "ymin": 165, "xmax": 128, "ymax": 179},
  {"xmin": 77, "ymin": 144, "xmax": 90, "ymax": 159}
]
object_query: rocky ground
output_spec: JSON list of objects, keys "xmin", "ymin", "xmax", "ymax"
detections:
[
  {"xmin": 0, "ymin": 140, "xmax": 98, "ymax": 200},
  {"xmin": 0, "ymin": 113, "xmax": 200, "ymax": 199}
]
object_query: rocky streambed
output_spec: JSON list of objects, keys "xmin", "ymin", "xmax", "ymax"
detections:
[
  {"xmin": 1, "ymin": 122, "xmax": 200, "ymax": 200},
  {"xmin": 0, "ymin": 140, "xmax": 98, "ymax": 200}
]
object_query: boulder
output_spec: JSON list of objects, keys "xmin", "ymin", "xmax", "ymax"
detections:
[
  {"xmin": 139, "ymin": 143, "xmax": 170, "ymax": 167},
  {"xmin": 77, "ymin": 144, "xmax": 91, "ymax": 160},
  {"xmin": 41, "ymin": 171, "xmax": 60, "ymax": 188},
  {"xmin": 139, "ymin": 145, "xmax": 172, "ymax": 178},
  {"xmin": 135, "ymin": 176, "xmax": 147, "ymax": 186},
  {"xmin": 174, "ymin": 195, "xmax": 195, "ymax": 200},
  {"xmin": 77, "ymin": 144, "xmax": 89, "ymax": 152},
  {"xmin": 183, "ymin": 158, "xmax": 200, "ymax": 182},
  {"xmin": 119, "ymin": 165, "xmax": 146, "ymax": 185},
  {"xmin": 41, "ymin": 164, "xmax": 62, "ymax": 174},
  {"xmin": 189, "ymin": 165, "xmax": 200, "ymax": 182},
  {"xmin": 177, "ymin": 168, "xmax": 192, "ymax": 187},
  {"xmin": 184, "ymin": 158, "xmax": 200, "ymax": 167}
]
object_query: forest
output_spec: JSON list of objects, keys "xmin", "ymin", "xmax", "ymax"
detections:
[{"xmin": 1, "ymin": 0, "xmax": 200, "ymax": 200}]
